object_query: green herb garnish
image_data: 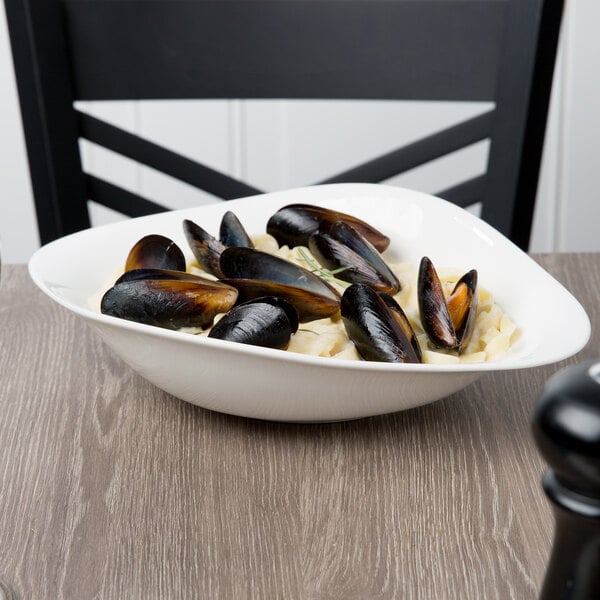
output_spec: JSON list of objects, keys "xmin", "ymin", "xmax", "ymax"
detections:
[{"xmin": 297, "ymin": 247, "xmax": 352, "ymax": 287}]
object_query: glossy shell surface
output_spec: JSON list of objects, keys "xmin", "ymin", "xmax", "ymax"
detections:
[{"xmin": 341, "ymin": 284, "xmax": 421, "ymax": 363}]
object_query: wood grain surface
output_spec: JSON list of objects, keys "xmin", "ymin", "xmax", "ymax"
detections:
[{"xmin": 1, "ymin": 254, "xmax": 598, "ymax": 599}]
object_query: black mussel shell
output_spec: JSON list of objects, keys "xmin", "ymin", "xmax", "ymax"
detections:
[
  {"xmin": 249, "ymin": 296, "xmax": 299, "ymax": 333},
  {"xmin": 309, "ymin": 233, "xmax": 385, "ymax": 292},
  {"xmin": 266, "ymin": 204, "xmax": 390, "ymax": 252},
  {"xmin": 418, "ymin": 257, "xmax": 478, "ymax": 353},
  {"xmin": 417, "ymin": 256, "xmax": 459, "ymax": 349},
  {"xmin": 208, "ymin": 297, "xmax": 296, "ymax": 349},
  {"xmin": 378, "ymin": 292, "xmax": 422, "ymax": 362},
  {"xmin": 183, "ymin": 219, "xmax": 226, "ymax": 278},
  {"xmin": 116, "ymin": 268, "xmax": 218, "ymax": 285},
  {"xmin": 220, "ymin": 278, "xmax": 340, "ymax": 322},
  {"xmin": 308, "ymin": 222, "xmax": 400, "ymax": 294},
  {"xmin": 447, "ymin": 270, "xmax": 478, "ymax": 353},
  {"xmin": 330, "ymin": 222, "xmax": 399, "ymax": 289},
  {"xmin": 101, "ymin": 278, "xmax": 238, "ymax": 330},
  {"xmin": 219, "ymin": 247, "xmax": 341, "ymax": 302},
  {"xmin": 340, "ymin": 284, "xmax": 421, "ymax": 363},
  {"xmin": 125, "ymin": 234, "xmax": 186, "ymax": 272},
  {"xmin": 219, "ymin": 211, "xmax": 254, "ymax": 248}
]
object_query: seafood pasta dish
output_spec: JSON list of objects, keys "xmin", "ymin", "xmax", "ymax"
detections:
[{"xmin": 98, "ymin": 204, "xmax": 518, "ymax": 364}]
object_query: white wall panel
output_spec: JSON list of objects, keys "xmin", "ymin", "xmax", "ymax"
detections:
[
  {"xmin": 243, "ymin": 100, "xmax": 492, "ymax": 193},
  {"xmin": 242, "ymin": 101, "xmax": 288, "ymax": 191},
  {"xmin": 555, "ymin": 0, "xmax": 600, "ymax": 251},
  {"xmin": 138, "ymin": 100, "xmax": 235, "ymax": 210}
]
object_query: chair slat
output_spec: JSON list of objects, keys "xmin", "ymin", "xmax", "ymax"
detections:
[
  {"xmin": 64, "ymin": 0, "xmax": 507, "ymax": 101},
  {"xmin": 319, "ymin": 110, "xmax": 494, "ymax": 185},
  {"xmin": 436, "ymin": 174, "xmax": 486, "ymax": 208},
  {"xmin": 86, "ymin": 175, "xmax": 171, "ymax": 217},
  {"xmin": 79, "ymin": 112, "xmax": 263, "ymax": 200}
]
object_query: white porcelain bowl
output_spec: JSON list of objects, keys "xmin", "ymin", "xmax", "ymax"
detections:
[{"xmin": 28, "ymin": 184, "xmax": 591, "ymax": 421}]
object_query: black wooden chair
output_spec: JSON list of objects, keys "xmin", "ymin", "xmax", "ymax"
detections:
[{"xmin": 5, "ymin": 0, "xmax": 564, "ymax": 251}]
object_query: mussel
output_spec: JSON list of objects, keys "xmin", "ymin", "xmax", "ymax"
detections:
[
  {"xmin": 340, "ymin": 284, "xmax": 421, "ymax": 363},
  {"xmin": 266, "ymin": 204, "xmax": 390, "ymax": 252},
  {"xmin": 220, "ymin": 247, "xmax": 339, "ymax": 297},
  {"xmin": 219, "ymin": 247, "xmax": 341, "ymax": 321},
  {"xmin": 208, "ymin": 297, "xmax": 298, "ymax": 350},
  {"xmin": 308, "ymin": 221, "xmax": 400, "ymax": 294},
  {"xmin": 183, "ymin": 212, "xmax": 254, "ymax": 278},
  {"xmin": 220, "ymin": 279, "xmax": 339, "ymax": 322},
  {"xmin": 125, "ymin": 234, "xmax": 186, "ymax": 272},
  {"xmin": 182, "ymin": 219, "xmax": 226, "ymax": 278},
  {"xmin": 418, "ymin": 256, "xmax": 478, "ymax": 352},
  {"xmin": 219, "ymin": 211, "xmax": 254, "ymax": 248},
  {"xmin": 378, "ymin": 292, "xmax": 422, "ymax": 362},
  {"xmin": 101, "ymin": 278, "xmax": 238, "ymax": 330},
  {"xmin": 447, "ymin": 269, "xmax": 478, "ymax": 352}
]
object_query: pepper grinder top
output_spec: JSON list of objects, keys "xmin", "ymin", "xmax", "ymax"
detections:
[
  {"xmin": 532, "ymin": 361, "xmax": 600, "ymax": 600},
  {"xmin": 532, "ymin": 360, "xmax": 600, "ymax": 504}
]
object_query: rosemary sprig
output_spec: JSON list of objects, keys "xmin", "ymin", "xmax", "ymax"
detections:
[{"xmin": 297, "ymin": 247, "xmax": 352, "ymax": 287}]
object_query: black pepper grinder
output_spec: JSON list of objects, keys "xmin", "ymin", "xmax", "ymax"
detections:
[{"xmin": 532, "ymin": 360, "xmax": 600, "ymax": 600}]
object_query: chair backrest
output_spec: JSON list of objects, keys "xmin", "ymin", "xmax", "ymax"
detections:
[{"xmin": 5, "ymin": 0, "xmax": 564, "ymax": 250}]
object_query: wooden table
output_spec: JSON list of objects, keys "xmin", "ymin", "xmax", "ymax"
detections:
[{"xmin": 0, "ymin": 254, "xmax": 598, "ymax": 599}]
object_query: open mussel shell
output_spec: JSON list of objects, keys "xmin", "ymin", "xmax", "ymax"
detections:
[
  {"xmin": 101, "ymin": 278, "xmax": 238, "ymax": 330},
  {"xmin": 266, "ymin": 203, "xmax": 390, "ymax": 252},
  {"xmin": 219, "ymin": 247, "xmax": 341, "ymax": 302},
  {"xmin": 448, "ymin": 269, "xmax": 478, "ymax": 353},
  {"xmin": 330, "ymin": 222, "xmax": 400, "ymax": 290},
  {"xmin": 125, "ymin": 234, "xmax": 186, "ymax": 272},
  {"xmin": 208, "ymin": 297, "xmax": 297, "ymax": 350},
  {"xmin": 308, "ymin": 221, "xmax": 400, "ymax": 294},
  {"xmin": 418, "ymin": 256, "xmax": 478, "ymax": 352},
  {"xmin": 221, "ymin": 278, "xmax": 340, "ymax": 322},
  {"xmin": 418, "ymin": 256, "xmax": 459, "ymax": 349},
  {"xmin": 340, "ymin": 284, "xmax": 421, "ymax": 363},
  {"xmin": 183, "ymin": 219, "xmax": 226, "ymax": 278},
  {"xmin": 219, "ymin": 211, "xmax": 254, "ymax": 248}
]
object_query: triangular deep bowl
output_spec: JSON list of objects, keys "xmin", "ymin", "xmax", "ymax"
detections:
[{"xmin": 29, "ymin": 184, "xmax": 590, "ymax": 422}]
